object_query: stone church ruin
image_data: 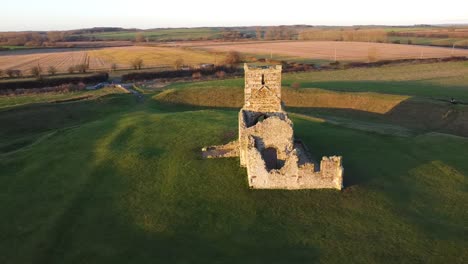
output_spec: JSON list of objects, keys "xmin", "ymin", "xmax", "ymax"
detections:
[{"xmin": 202, "ymin": 64, "xmax": 343, "ymax": 190}]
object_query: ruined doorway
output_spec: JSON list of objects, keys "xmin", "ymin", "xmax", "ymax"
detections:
[{"xmin": 262, "ymin": 147, "xmax": 279, "ymax": 171}]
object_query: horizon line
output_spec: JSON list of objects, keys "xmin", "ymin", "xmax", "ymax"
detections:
[{"xmin": 2, "ymin": 22, "xmax": 468, "ymax": 33}]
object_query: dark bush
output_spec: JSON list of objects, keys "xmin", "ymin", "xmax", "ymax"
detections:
[
  {"xmin": 121, "ymin": 66, "xmax": 240, "ymax": 82},
  {"xmin": 345, "ymin": 56, "xmax": 468, "ymax": 69}
]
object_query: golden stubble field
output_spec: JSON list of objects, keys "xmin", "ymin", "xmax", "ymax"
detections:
[
  {"xmin": 192, "ymin": 41, "xmax": 468, "ymax": 61},
  {"xmin": 0, "ymin": 46, "xmax": 222, "ymax": 73}
]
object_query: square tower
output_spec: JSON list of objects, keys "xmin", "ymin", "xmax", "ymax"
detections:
[{"xmin": 243, "ymin": 64, "xmax": 282, "ymax": 112}]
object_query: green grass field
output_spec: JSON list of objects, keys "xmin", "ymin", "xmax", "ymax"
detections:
[
  {"xmin": 0, "ymin": 87, "xmax": 128, "ymax": 109},
  {"xmin": 388, "ymin": 36, "xmax": 468, "ymax": 47},
  {"xmin": 78, "ymin": 28, "xmax": 223, "ymax": 41},
  {"xmin": 0, "ymin": 45, "xmax": 31, "ymax": 50},
  {"xmin": 0, "ymin": 61, "xmax": 467, "ymax": 263}
]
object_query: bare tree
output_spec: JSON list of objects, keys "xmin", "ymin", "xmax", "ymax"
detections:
[
  {"xmin": 30, "ymin": 66, "xmax": 43, "ymax": 78},
  {"xmin": 48, "ymin": 66, "xmax": 57, "ymax": 76},
  {"xmin": 256, "ymin": 27, "xmax": 262, "ymax": 40},
  {"xmin": 274, "ymin": 27, "xmax": 282, "ymax": 40},
  {"xmin": 75, "ymin": 64, "xmax": 89, "ymax": 73},
  {"xmin": 264, "ymin": 28, "xmax": 274, "ymax": 40},
  {"xmin": 131, "ymin": 58, "xmax": 144, "ymax": 70},
  {"xmin": 68, "ymin": 66, "xmax": 75, "ymax": 74},
  {"xmin": 0, "ymin": 69, "xmax": 3, "ymax": 77},
  {"xmin": 222, "ymin": 30, "xmax": 241, "ymax": 41},
  {"xmin": 224, "ymin": 51, "xmax": 242, "ymax": 66},
  {"xmin": 135, "ymin": 32, "xmax": 145, "ymax": 42},
  {"xmin": 110, "ymin": 63, "xmax": 118, "ymax": 72},
  {"xmin": 4, "ymin": 69, "xmax": 22, "ymax": 78},
  {"xmin": 6, "ymin": 69, "xmax": 15, "ymax": 78},
  {"xmin": 47, "ymin": 31, "xmax": 64, "ymax": 43},
  {"xmin": 173, "ymin": 58, "xmax": 184, "ymax": 70}
]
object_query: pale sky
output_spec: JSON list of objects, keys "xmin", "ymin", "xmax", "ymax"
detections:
[{"xmin": 2, "ymin": 0, "xmax": 468, "ymax": 31}]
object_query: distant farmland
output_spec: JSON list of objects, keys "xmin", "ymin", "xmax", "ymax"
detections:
[
  {"xmin": 0, "ymin": 46, "xmax": 222, "ymax": 74},
  {"xmin": 194, "ymin": 41, "xmax": 468, "ymax": 62},
  {"xmin": 1, "ymin": 41, "xmax": 468, "ymax": 76}
]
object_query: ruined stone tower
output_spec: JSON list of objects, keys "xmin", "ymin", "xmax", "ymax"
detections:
[{"xmin": 202, "ymin": 64, "xmax": 343, "ymax": 190}]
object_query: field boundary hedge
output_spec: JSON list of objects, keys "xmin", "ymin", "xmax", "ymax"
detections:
[
  {"xmin": 121, "ymin": 66, "xmax": 240, "ymax": 82},
  {"xmin": 0, "ymin": 73, "xmax": 109, "ymax": 90}
]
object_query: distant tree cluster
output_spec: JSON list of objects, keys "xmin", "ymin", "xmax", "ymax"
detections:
[
  {"xmin": 263, "ymin": 26, "xmax": 297, "ymax": 40},
  {"xmin": 0, "ymin": 73, "xmax": 108, "ymax": 90},
  {"xmin": 0, "ymin": 31, "xmax": 68, "ymax": 47},
  {"xmin": 6, "ymin": 69, "xmax": 22, "ymax": 78},
  {"xmin": 298, "ymin": 29, "xmax": 388, "ymax": 42},
  {"xmin": 66, "ymin": 64, "xmax": 89, "ymax": 74},
  {"xmin": 48, "ymin": 66, "xmax": 57, "ymax": 75},
  {"xmin": 173, "ymin": 58, "xmax": 184, "ymax": 70},
  {"xmin": 30, "ymin": 66, "xmax": 43, "ymax": 79},
  {"xmin": 222, "ymin": 30, "xmax": 244, "ymax": 41},
  {"xmin": 131, "ymin": 58, "xmax": 144, "ymax": 70},
  {"xmin": 224, "ymin": 51, "xmax": 242, "ymax": 66},
  {"xmin": 134, "ymin": 32, "xmax": 146, "ymax": 42},
  {"xmin": 388, "ymin": 30, "xmax": 468, "ymax": 39}
]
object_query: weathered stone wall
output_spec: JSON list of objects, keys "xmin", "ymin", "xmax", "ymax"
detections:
[
  {"xmin": 239, "ymin": 111, "xmax": 343, "ymax": 190},
  {"xmin": 203, "ymin": 63, "xmax": 344, "ymax": 190},
  {"xmin": 244, "ymin": 64, "xmax": 282, "ymax": 112}
]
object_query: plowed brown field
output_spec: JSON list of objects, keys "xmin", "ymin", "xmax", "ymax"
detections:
[
  {"xmin": 195, "ymin": 41, "xmax": 468, "ymax": 61},
  {"xmin": 0, "ymin": 46, "xmax": 221, "ymax": 74}
]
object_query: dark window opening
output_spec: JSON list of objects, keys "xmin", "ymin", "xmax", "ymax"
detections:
[
  {"xmin": 250, "ymin": 113, "xmax": 268, "ymax": 127},
  {"xmin": 257, "ymin": 114, "xmax": 267, "ymax": 122},
  {"xmin": 261, "ymin": 147, "xmax": 285, "ymax": 171},
  {"xmin": 261, "ymin": 74, "xmax": 265, "ymax": 85}
]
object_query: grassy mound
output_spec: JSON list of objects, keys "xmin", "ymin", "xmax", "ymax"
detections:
[
  {"xmin": 1, "ymin": 61, "xmax": 468, "ymax": 263},
  {"xmin": 0, "ymin": 94, "xmax": 467, "ymax": 263}
]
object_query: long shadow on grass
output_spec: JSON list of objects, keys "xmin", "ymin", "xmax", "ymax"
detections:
[
  {"xmin": 0, "ymin": 93, "xmax": 136, "ymax": 141},
  {"xmin": 30, "ymin": 108, "xmax": 321, "ymax": 264},
  {"xmin": 289, "ymin": 97, "xmax": 468, "ymax": 138},
  {"xmin": 294, "ymin": 118, "xmax": 468, "ymax": 246},
  {"xmin": 3, "ymin": 98, "xmax": 467, "ymax": 263},
  {"xmin": 296, "ymin": 80, "xmax": 468, "ymax": 101}
]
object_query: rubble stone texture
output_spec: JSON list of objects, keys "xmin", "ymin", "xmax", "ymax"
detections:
[{"xmin": 202, "ymin": 64, "xmax": 343, "ymax": 190}]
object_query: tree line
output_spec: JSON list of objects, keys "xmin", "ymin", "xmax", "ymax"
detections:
[
  {"xmin": 298, "ymin": 29, "xmax": 388, "ymax": 42},
  {"xmin": 0, "ymin": 31, "xmax": 69, "ymax": 47}
]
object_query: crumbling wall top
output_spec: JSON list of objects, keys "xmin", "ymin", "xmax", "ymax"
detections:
[{"xmin": 244, "ymin": 64, "xmax": 282, "ymax": 71}]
